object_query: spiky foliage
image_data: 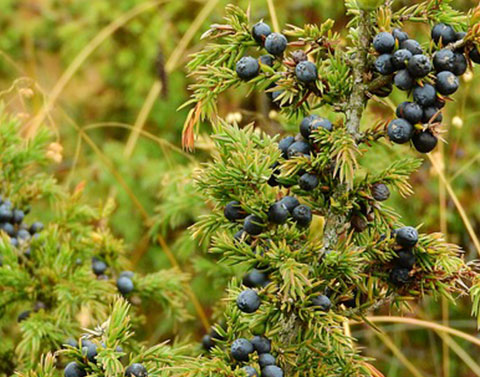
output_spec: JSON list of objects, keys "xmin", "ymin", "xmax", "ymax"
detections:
[
  {"xmin": 0, "ymin": 112, "xmax": 189, "ymax": 374},
  {"xmin": 181, "ymin": 1, "xmax": 480, "ymax": 376},
  {"xmin": 16, "ymin": 298, "xmax": 190, "ymax": 377}
]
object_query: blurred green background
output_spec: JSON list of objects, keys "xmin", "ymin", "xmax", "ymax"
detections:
[{"xmin": 1, "ymin": 0, "xmax": 480, "ymax": 376}]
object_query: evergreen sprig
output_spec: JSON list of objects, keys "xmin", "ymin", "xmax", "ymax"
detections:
[
  {"xmin": 0, "ymin": 110, "xmax": 190, "ymax": 374},
  {"xmin": 182, "ymin": 1, "xmax": 480, "ymax": 375}
]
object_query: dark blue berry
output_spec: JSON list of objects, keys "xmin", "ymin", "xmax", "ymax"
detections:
[
  {"xmin": 407, "ymin": 54, "xmax": 432, "ymax": 78},
  {"xmin": 387, "ymin": 119, "xmax": 414, "ymax": 144},
  {"xmin": 279, "ymin": 196, "xmax": 300, "ymax": 213},
  {"xmin": 125, "ymin": 363, "xmax": 148, "ymax": 377},
  {"xmin": 259, "ymin": 353, "xmax": 276, "ymax": 368},
  {"xmin": 268, "ymin": 165, "xmax": 280, "ymax": 187},
  {"xmin": 252, "ymin": 22, "xmax": 272, "ymax": 44},
  {"xmin": 268, "ymin": 202, "xmax": 289, "ymax": 224},
  {"xmin": 292, "ymin": 205, "xmax": 312, "ymax": 227},
  {"xmin": 470, "ymin": 47, "xmax": 480, "ymax": 64},
  {"xmin": 12, "ymin": 209, "xmax": 24, "ymax": 224},
  {"xmin": 371, "ymin": 183, "xmax": 390, "ymax": 201},
  {"xmin": 0, "ymin": 205, "xmax": 13, "ymax": 223},
  {"xmin": 117, "ymin": 276, "xmax": 134, "ymax": 295},
  {"xmin": 300, "ymin": 114, "xmax": 318, "ymax": 138},
  {"xmin": 374, "ymin": 54, "xmax": 394, "ymax": 75},
  {"xmin": 300, "ymin": 115, "xmax": 328, "ymax": 139},
  {"xmin": 401, "ymin": 39, "xmax": 423, "ymax": 55},
  {"xmin": 431, "ymin": 23, "xmax": 457, "ymax": 46},
  {"xmin": 390, "ymin": 267, "xmax": 410, "ymax": 286},
  {"xmin": 392, "ymin": 49, "xmax": 412, "ymax": 70},
  {"xmin": 287, "ymin": 141, "xmax": 312, "ymax": 158},
  {"xmin": 225, "ymin": 201, "xmax": 246, "ymax": 221},
  {"xmin": 92, "ymin": 260, "xmax": 107, "ymax": 276},
  {"xmin": 231, "ymin": 338, "xmax": 254, "ymax": 361},
  {"xmin": 264, "ymin": 33, "xmax": 288, "ymax": 56},
  {"xmin": 295, "ymin": 61, "xmax": 317, "ymax": 83},
  {"xmin": 298, "ymin": 173, "xmax": 319, "ymax": 191},
  {"xmin": 243, "ymin": 366, "xmax": 259, "ymax": 377},
  {"xmin": 251, "ymin": 336, "xmax": 271, "ymax": 354},
  {"xmin": 433, "ymin": 49, "xmax": 455, "ymax": 72},
  {"xmin": 30, "ymin": 222, "xmax": 44, "ymax": 234},
  {"xmin": 452, "ymin": 52, "xmax": 467, "ymax": 76},
  {"xmin": 236, "ymin": 57, "xmax": 260, "ymax": 81},
  {"xmin": 17, "ymin": 229, "xmax": 30, "ymax": 241},
  {"xmin": 422, "ymin": 107, "xmax": 443, "ymax": 124},
  {"xmin": 394, "ymin": 250, "xmax": 416, "ymax": 270},
  {"xmin": 262, "ymin": 365, "xmax": 284, "ymax": 377},
  {"xmin": 259, "ymin": 55, "xmax": 274, "ymax": 67},
  {"xmin": 83, "ymin": 341, "xmax": 98, "ymax": 362},
  {"xmin": 237, "ymin": 289, "xmax": 261, "ymax": 313},
  {"xmin": 394, "ymin": 69, "xmax": 414, "ymax": 91},
  {"xmin": 243, "ymin": 215, "xmax": 265, "ymax": 236},
  {"xmin": 312, "ymin": 294, "xmax": 332, "ymax": 311},
  {"xmin": 392, "ymin": 28, "xmax": 409, "ymax": 44},
  {"xmin": 243, "ymin": 269, "xmax": 269, "ymax": 288},
  {"xmin": 278, "ymin": 136, "xmax": 295, "ymax": 158},
  {"xmin": 436, "ymin": 71, "xmax": 459, "ymax": 95},
  {"xmin": 396, "ymin": 102, "xmax": 423, "ymax": 125},
  {"xmin": 17, "ymin": 310, "xmax": 31, "ymax": 322},
  {"xmin": 413, "ymin": 84, "xmax": 436, "ymax": 107},
  {"xmin": 0, "ymin": 222, "xmax": 15, "ymax": 237},
  {"xmin": 373, "ymin": 32, "xmax": 395, "ymax": 53},
  {"xmin": 412, "ymin": 130, "xmax": 438, "ymax": 153},
  {"xmin": 64, "ymin": 362, "xmax": 86, "ymax": 377},
  {"xmin": 202, "ymin": 334, "xmax": 214, "ymax": 351},
  {"xmin": 396, "ymin": 226, "xmax": 418, "ymax": 247}
]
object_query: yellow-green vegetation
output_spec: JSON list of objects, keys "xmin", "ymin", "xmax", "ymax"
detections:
[{"xmin": 1, "ymin": 1, "xmax": 480, "ymax": 376}]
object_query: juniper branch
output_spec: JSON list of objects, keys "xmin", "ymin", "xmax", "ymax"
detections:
[{"xmin": 345, "ymin": 10, "xmax": 374, "ymax": 141}]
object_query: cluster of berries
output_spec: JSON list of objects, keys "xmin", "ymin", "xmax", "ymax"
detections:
[
  {"xmin": 225, "ymin": 196, "xmax": 312, "ymax": 242},
  {"xmin": 373, "ymin": 25, "xmax": 479, "ymax": 153},
  {"xmin": 0, "ymin": 195, "xmax": 43, "ymax": 249},
  {"xmin": 91, "ymin": 259, "xmax": 135, "ymax": 296},
  {"xmin": 236, "ymin": 20, "xmax": 319, "ymax": 93},
  {"xmin": 0, "ymin": 196, "xmax": 45, "ymax": 320},
  {"xmin": 236, "ymin": 21, "xmax": 288, "ymax": 82},
  {"xmin": 272, "ymin": 113, "xmax": 333, "ymax": 186},
  {"xmin": 63, "ymin": 338, "xmax": 143, "ymax": 377},
  {"xmin": 231, "ymin": 336, "xmax": 284, "ymax": 377},
  {"xmin": 389, "ymin": 226, "xmax": 419, "ymax": 286},
  {"xmin": 268, "ymin": 197, "xmax": 312, "ymax": 227}
]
